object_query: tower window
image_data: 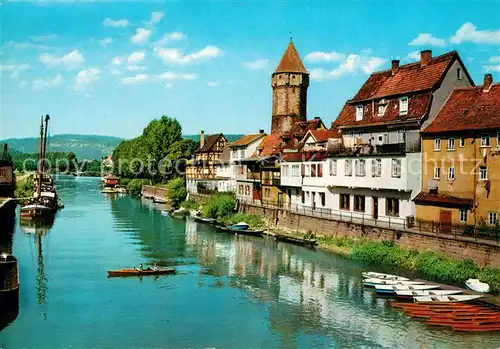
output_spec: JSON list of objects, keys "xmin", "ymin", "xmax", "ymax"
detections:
[{"xmin": 356, "ymin": 105, "xmax": 363, "ymax": 121}]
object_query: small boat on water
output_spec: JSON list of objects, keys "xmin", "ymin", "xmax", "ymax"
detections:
[
  {"xmin": 193, "ymin": 215, "xmax": 216, "ymax": 224},
  {"xmin": 231, "ymin": 222, "xmax": 249, "ymax": 230},
  {"xmin": 161, "ymin": 210, "xmax": 169, "ymax": 216},
  {"xmin": 465, "ymin": 279, "xmax": 490, "ymax": 293},
  {"xmin": 107, "ymin": 267, "xmax": 176, "ymax": 277},
  {"xmin": 414, "ymin": 295, "xmax": 483, "ymax": 303},
  {"xmin": 363, "ymin": 278, "xmax": 425, "ymax": 287},
  {"xmin": 219, "ymin": 226, "xmax": 263, "ymax": 236},
  {"xmin": 395, "ymin": 290, "xmax": 462, "ymax": 299},
  {"xmin": 153, "ymin": 198, "xmax": 167, "ymax": 204},
  {"xmin": 362, "ymin": 272, "xmax": 409, "ymax": 281},
  {"xmin": 375, "ymin": 284, "xmax": 440, "ymax": 294}
]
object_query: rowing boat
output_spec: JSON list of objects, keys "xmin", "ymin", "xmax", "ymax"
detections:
[
  {"xmin": 107, "ymin": 268, "xmax": 176, "ymax": 277},
  {"xmin": 363, "ymin": 278, "xmax": 425, "ymax": 287},
  {"xmin": 413, "ymin": 295, "xmax": 483, "ymax": 303},
  {"xmin": 361, "ymin": 272, "xmax": 409, "ymax": 281},
  {"xmin": 193, "ymin": 216, "xmax": 216, "ymax": 224},
  {"xmin": 374, "ymin": 284, "xmax": 438, "ymax": 294},
  {"xmin": 395, "ymin": 290, "xmax": 462, "ymax": 299}
]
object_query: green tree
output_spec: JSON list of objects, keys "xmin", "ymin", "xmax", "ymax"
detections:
[{"xmin": 167, "ymin": 177, "xmax": 187, "ymax": 208}]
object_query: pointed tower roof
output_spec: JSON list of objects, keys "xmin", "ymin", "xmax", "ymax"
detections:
[{"xmin": 274, "ymin": 41, "xmax": 308, "ymax": 74}]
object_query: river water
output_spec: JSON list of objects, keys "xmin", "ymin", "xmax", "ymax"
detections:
[{"xmin": 0, "ymin": 176, "xmax": 498, "ymax": 348}]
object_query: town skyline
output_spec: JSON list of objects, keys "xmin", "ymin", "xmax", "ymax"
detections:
[{"xmin": 1, "ymin": 1, "xmax": 499, "ymax": 140}]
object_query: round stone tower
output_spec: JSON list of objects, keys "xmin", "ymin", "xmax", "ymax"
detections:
[{"xmin": 271, "ymin": 41, "xmax": 309, "ymax": 135}]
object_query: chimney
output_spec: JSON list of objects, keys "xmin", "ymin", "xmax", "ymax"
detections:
[
  {"xmin": 484, "ymin": 74, "xmax": 493, "ymax": 90},
  {"xmin": 391, "ymin": 60, "xmax": 399, "ymax": 75},
  {"xmin": 420, "ymin": 50, "xmax": 432, "ymax": 67},
  {"xmin": 200, "ymin": 130, "xmax": 205, "ymax": 149},
  {"xmin": 259, "ymin": 129, "xmax": 265, "ymax": 134}
]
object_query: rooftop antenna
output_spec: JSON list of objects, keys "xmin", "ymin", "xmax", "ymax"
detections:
[{"xmin": 289, "ymin": 30, "xmax": 293, "ymax": 42}]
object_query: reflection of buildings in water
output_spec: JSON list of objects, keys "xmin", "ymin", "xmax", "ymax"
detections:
[{"xmin": 184, "ymin": 219, "xmax": 199, "ymax": 246}]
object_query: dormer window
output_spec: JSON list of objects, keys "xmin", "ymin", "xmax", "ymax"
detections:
[
  {"xmin": 355, "ymin": 105, "xmax": 363, "ymax": 121},
  {"xmin": 399, "ymin": 97, "xmax": 408, "ymax": 115}
]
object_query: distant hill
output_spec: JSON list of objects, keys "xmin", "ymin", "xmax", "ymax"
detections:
[
  {"xmin": 1, "ymin": 134, "xmax": 123, "ymax": 160},
  {"xmin": 1, "ymin": 133, "xmax": 246, "ymax": 160}
]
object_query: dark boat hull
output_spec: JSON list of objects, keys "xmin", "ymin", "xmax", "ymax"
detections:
[{"xmin": 107, "ymin": 268, "xmax": 176, "ymax": 277}]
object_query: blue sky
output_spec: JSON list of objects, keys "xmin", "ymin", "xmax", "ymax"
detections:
[{"xmin": 1, "ymin": 0, "xmax": 499, "ymax": 140}]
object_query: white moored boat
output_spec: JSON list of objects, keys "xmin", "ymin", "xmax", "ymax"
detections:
[
  {"xmin": 465, "ymin": 279, "xmax": 490, "ymax": 293},
  {"xmin": 361, "ymin": 272, "xmax": 409, "ymax": 281},
  {"xmin": 363, "ymin": 278, "xmax": 425, "ymax": 288},
  {"xmin": 394, "ymin": 290, "xmax": 462, "ymax": 299},
  {"xmin": 413, "ymin": 295, "xmax": 483, "ymax": 303},
  {"xmin": 374, "ymin": 284, "xmax": 440, "ymax": 294}
]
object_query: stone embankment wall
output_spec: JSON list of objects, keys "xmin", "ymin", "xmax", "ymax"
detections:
[
  {"xmin": 238, "ymin": 202, "xmax": 500, "ymax": 269},
  {"xmin": 141, "ymin": 185, "xmax": 169, "ymax": 201},
  {"xmin": 187, "ymin": 193, "xmax": 500, "ymax": 268}
]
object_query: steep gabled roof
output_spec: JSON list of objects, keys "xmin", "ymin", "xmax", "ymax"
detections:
[
  {"xmin": 196, "ymin": 133, "xmax": 226, "ymax": 153},
  {"xmin": 274, "ymin": 41, "xmax": 308, "ymax": 74},
  {"xmin": 423, "ymin": 83, "xmax": 500, "ymax": 134},
  {"xmin": 308, "ymin": 129, "xmax": 342, "ymax": 142},
  {"xmin": 283, "ymin": 118, "xmax": 325, "ymax": 140},
  {"xmin": 350, "ymin": 51, "xmax": 461, "ymax": 103},
  {"xmin": 334, "ymin": 92, "xmax": 433, "ymax": 128},
  {"xmin": 230, "ymin": 133, "xmax": 266, "ymax": 148},
  {"xmin": 252, "ymin": 134, "xmax": 283, "ymax": 157}
]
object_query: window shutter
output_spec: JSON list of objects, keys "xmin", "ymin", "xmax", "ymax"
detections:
[{"xmin": 301, "ymin": 164, "xmax": 305, "ymax": 177}]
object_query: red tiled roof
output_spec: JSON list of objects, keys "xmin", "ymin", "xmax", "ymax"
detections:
[
  {"xmin": 196, "ymin": 133, "xmax": 225, "ymax": 153},
  {"xmin": 309, "ymin": 129, "xmax": 342, "ymax": 142},
  {"xmin": 351, "ymin": 51, "xmax": 458, "ymax": 102},
  {"xmin": 275, "ymin": 42, "xmax": 308, "ymax": 74},
  {"xmin": 230, "ymin": 134, "xmax": 265, "ymax": 148},
  {"xmin": 423, "ymin": 84, "xmax": 500, "ymax": 134},
  {"xmin": 414, "ymin": 192, "xmax": 473, "ymax": 208},
  {"xmin": 283, "ymin": 118, "xmax": 325, "ymax": 140},
  {"xmin": 252, "ymin": 134, "xmax": 283, "ymax": 157},
  {"xmin": 282, "ymin": 150, "xmax": 329, "ymax": 162},
  {"xmin": 333, "ymin": 92, "xmax": 432, "ymax": 128}
]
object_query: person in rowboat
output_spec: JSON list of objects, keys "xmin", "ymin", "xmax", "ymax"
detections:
[
  {"xmin": 152, "ymin": 262, "xmax": 159, "ymax": 272},
  {"xmin": 137, "ymin": 263, "xmax": 144, "ymax": 271}
]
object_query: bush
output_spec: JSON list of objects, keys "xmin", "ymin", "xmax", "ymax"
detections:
[
  {"xmin": 201, "ymin": 192, "xmax": 236, "ymax": 219},
  {"xmin": 181, "ymin": 199, "xmax": 198, "ymax": 210},
  {"xmin": 15, "ymin": 175, "xmax": 34, "ymax": 199},
  {"xmin": 167, "ymin": 178, "xmax": 187, "ymax": 208},
  {"xmin": 127, "ymin": 179, "xmax": 149, "ymax": 197},
  {"xmin": 119, "ymin": 177, "xmax": 131, "ymax": 187},
  {"xmin": 223, "ymin": 213, "xmax": 264, "ymax": 228},
  {"xmin": 477, "ymin": 266, "xmax": 500, "ymax": 294}
]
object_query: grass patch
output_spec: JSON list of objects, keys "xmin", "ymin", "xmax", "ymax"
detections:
[
  {"xmin": 220, "ymin": 213, "xmax": 264, "ymax": 229},
  {"xmin": 181, "ymin": 199, "xmax": 198, "ymax": 210}
]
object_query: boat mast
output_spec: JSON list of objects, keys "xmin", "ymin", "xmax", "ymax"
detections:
[
  {"xmin": 37, "ymin": 115, "xmax": 44, "ymax": 197},
  {"xmin": 42, "ymin": 115, "xmax": 50, "ymax": 163}
]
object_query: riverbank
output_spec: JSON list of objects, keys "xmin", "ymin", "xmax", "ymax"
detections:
[{"xmin": 190, "ymin": 193, "xmax": 500, "ymax": 295}]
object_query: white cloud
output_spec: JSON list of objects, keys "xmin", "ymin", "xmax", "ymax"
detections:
[
  {"xmin": 484, "ymin": 65, "xmax": 500, "ymax": 72},
  {"xmin": 157, "ymin": 72, "xmax": 197, "ymax": 81},
  {"xmin": 145, "ymin": 11, "xmax": 164, "ymax": 27},
  {"xmin": 243, "ymin": 59, "xmax": 269, "ymax": 70},
  {"xmin": 40, "ymin": 49, "xmax": 84, "ymax": 69},
  {"xmin": 74, "ymin": 67, "xmax": 99, "ymax": 91},
  {"xmin": 126, "ymin": 65, "xmax": 146, "ymax": 72},
  {"xmin": 121, "ymin": 71, "xmax": 197, "ymax": 85},
  {"xmin": 404, "ymin": 50, "xmax": 421, "ymax": 62},
  {"xmin": 305, "ymin": 51, "xmax": 345, "ymax": 63},
  {"xmin": 128, "ymin": 51, "xmax": 146, "ymax": 64},
  {"xmin": 131, "ymin": 28, "xmax": 152, "ymax": 44},
  {"xmin": 32, "ymin": 74, "xmax": 62, "ymax": 90},
  {"xmin": 408, "ymin": 33, "xmax": 446, "ymax": 47},
  {"xmin": 4, "ymin": 41, "xmax": 54, "ymax": 50},
  {"xmin": 488, "ymin": 56, "xmax": 500, "ymax": 64},
  {"xmin": 112, "ymin": 57, "xmax": 122, "ymax": 66},
  {"xmin": 310, "ymin": 53, "xmax": 386, "ymax": 81},
  {"xmin": 29, "ymin": 34, "xmax": 58, "ymax": 42},
  {"xmin": 122, "ymin": 74, "xmax": 149, "ymax": 85},
  {"xmin": 154, "ymin": 45, "xmax": 222, "ymax": 65},
  {"xmin": 0, "ymin": 64, "xmax": 30, "ymax": 79},
  {"xmin": 103, "ymin": 18, "xmax": 129, "ymax": 28},
  {"xmin": 155, "ymin": 32, "xmax": 186, "ymax": 45},
  {"xmin": 98, "ymin": 37, "xmax": 113, "ymax": 47},
  {"xmin": 450, "ymin": 22, "xmax": 500, "ymax": 44},
  {"xmin": 207, "ymin": 81, "xmax": 220, "ymax": 87}
]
